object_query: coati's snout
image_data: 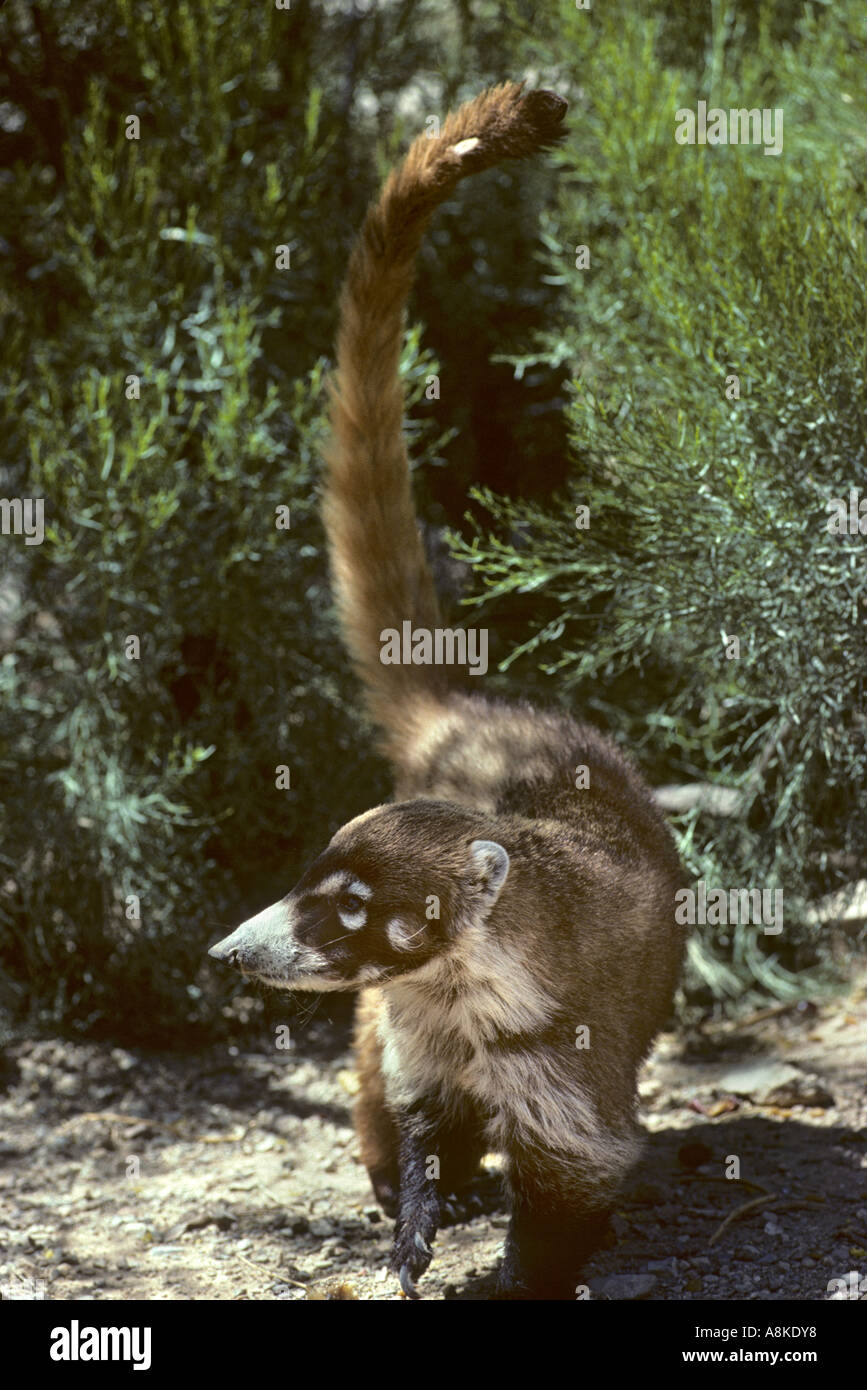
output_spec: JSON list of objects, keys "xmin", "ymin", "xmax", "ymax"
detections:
[
  {"xmin": 208, "ymin": 897, "xmax": 323, "ymax": 985},
  {"xmin": 208, "ymin": 799, "xmax": 510, "ymax": 992}
]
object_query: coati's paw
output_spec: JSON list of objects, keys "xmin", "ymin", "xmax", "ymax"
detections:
[
  {"xmin": 493, "ymin": 1261, "xmax": 574, "ymax": 1301},
  {"xmin": 496, "ymin": 1208, "xmax": 612, "ymax": 1299},
  {"xmin": 439, "ymin": 1173, "xmax": 502, "ymax": 1226},
  {"xmin": 495, "ymin": 1229, "xmax": 576, "ymax": 1300},
  {"xmin": 493, "ymin": 1248, "xmax": 534, "ymax": 1300},
  {"xmin": 389, "ymin": 1217, "xmax": 437, "ymax": 1298}
]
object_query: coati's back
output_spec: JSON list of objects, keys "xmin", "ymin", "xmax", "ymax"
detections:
[
  {"xmin": 210, "ymin": 82, "xmax": 686, "ymax": 1299},
  {"xmin": 396, "ymin": 688, "xmax": 685, "ymax": 1039}
]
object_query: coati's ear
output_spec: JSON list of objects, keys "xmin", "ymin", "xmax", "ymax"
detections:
[{"xmin": 466, "ymin": 839, "xmax": 510, "ymax": 912}]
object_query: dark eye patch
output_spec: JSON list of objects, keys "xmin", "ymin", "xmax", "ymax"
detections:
[{"xmin": 339, "ymin": 893, "xmax": 366, "ymax": 914}]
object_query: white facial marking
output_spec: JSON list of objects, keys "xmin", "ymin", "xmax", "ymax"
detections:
[
  {"xmin": 316, "ymin": 872, "xmax": 348, "ymax": 897},
  {"xmin": 386, "ymin": 916, "xmax": 426, "ymax": 952},
  {"xmin": 238, "ymin": 899, "xmax": 287, "ymax": 936},
  {"xmin": 212, "ymin": 897, "xmax": 330, "ymax": 985},
  {"xmin": 330, "ymin": 874, "xmax": 372, "ymax": 932},
  {"xmin": 338, "ymin": 906, "xmax": 367, "ymax": 932}
]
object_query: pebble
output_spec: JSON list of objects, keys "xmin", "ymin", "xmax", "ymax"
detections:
[{"xmin": 594, "ymin": 1273, "xmax": 656, "ymax": 1300}]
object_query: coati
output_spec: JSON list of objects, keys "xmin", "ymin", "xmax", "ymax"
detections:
[{"xmin": 209, "ymin": 81, "xmax": 687, "ymax": 1300}]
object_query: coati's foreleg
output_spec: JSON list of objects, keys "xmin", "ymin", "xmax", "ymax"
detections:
[
  {"xmin": 498, "ymin": 1146, "xmax": 616, "ymax": 1300},
  {"xmin": 389, "ymin": 1097, "xmax": 446, "ymax": 1298},
  {"xmin": 388, "ymin": 1093, "xmax": 489, "ymax": 1297},
  {"xmin": 354, "ymin": 993, "xmax": 400, "ymax": 1215},
  {"xmin": 355, "ymin": 990, "xmax": 487, "ymax": 1222}
]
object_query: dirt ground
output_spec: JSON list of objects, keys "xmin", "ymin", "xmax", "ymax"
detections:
[{"xmin": 1, "ymin": 974, "xmax": 865, "ymax": 1302}]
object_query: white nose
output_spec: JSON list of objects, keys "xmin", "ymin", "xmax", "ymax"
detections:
[
  {"xmin": 207, "ymin": 899, "xmax": 291, "ymax": 972},
  {"xmin": 208, "ymin": 938, "xmax": 240, "ymax": 965}
]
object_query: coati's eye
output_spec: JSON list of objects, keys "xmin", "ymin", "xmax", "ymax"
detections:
[{"xmin": 340, "ymin": 893, "xmax": 366, "ymax": 914}]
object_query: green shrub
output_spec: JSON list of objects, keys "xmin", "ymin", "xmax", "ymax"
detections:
[
  {"xmin": 451, "ymin": 0, "xmax": 867, "ymax": 1007},
  {"xmin": 0, "ymin": 0, "xmax": 556, "ymax": 1039},
  {"xmin": 2, "ymin": 0, "xmax": 863, "ymax": 1038}
]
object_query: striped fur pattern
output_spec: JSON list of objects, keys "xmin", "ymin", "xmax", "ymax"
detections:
[{"xmin": 321, "ymin": 81, "xmax": 568, "ymax": 750}]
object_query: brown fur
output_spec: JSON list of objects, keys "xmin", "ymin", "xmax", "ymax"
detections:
[
  {"xmin": 317, "ymin": 81, "xmax": 687, "ymax": 1297},
  {"xmin": 211, "ymin": 82, "xmax": 686, "ymax": 1299},
  {"xmin": 353, "ymin": 989, "xmax": 399, "ymax": 1211},
  {"xmin": 322, "ymin": 82, "xmax": 567, "ymax": 750}
]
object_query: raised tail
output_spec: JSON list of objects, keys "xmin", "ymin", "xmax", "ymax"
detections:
[{"xmin": 322, "ymin": 81, "xmax": 567, "ymax": 748}]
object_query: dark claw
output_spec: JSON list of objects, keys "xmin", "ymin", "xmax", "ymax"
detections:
[{"xmin": 399, "ymin": 1263, "xmax": 420, "ymax": 1299}]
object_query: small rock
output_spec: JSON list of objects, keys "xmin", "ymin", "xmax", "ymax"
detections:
[
  {"xmin": 712, "ymin": 1061, "xmax": 801, "ymax": 1103},
  {"xmin": 594, "ymin": 1273, "xmax": 656, "ymax": 1300},
  {"xmin": 767, "ymin": 1077, "xmax": 835, "ymax": 1109},
  {"xmin": 735, "ymin": 1244, "xmax": 760, "ymax": 1262}
]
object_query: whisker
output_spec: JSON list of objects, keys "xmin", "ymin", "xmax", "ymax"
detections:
[
  {"xmin": 399, "ymin": 923, "xmax": 428, "ymax": 943},
  {"xmin": 318, "ymin": 930, "xmax": 359, "ymax": 949}
]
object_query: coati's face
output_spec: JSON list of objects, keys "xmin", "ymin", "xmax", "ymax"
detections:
[{"xmin": 208, "ymin": 800, "xmax": 509, "ymax": 991}]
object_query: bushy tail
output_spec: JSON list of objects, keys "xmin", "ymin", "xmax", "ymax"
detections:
[{"xmin": 322, "ymin": 81, "xmax": 567, "ymax": 744}]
